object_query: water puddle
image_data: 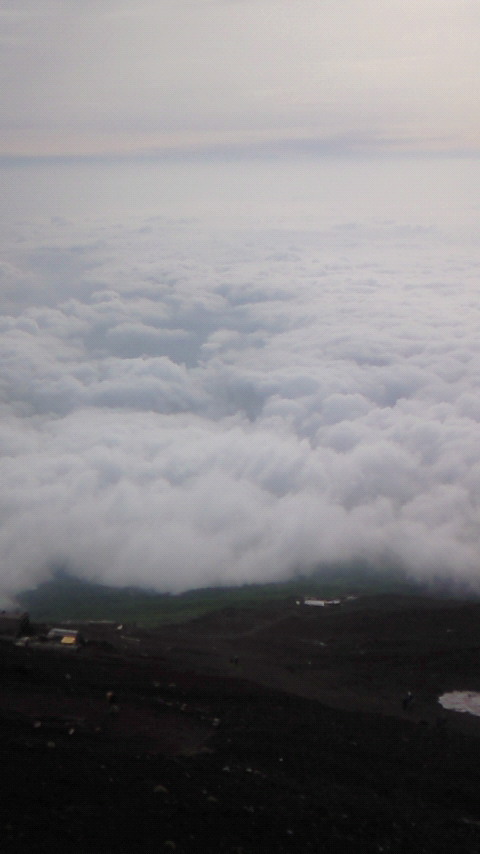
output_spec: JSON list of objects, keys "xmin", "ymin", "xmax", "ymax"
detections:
[{"xmin": 439, "ymin": 691, "xmax": 480, "ymax": 717}]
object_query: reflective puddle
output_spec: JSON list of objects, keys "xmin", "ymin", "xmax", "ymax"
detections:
[{"xmin": 439, "ymin": 691, "xmax": 480, "ymax": 717}]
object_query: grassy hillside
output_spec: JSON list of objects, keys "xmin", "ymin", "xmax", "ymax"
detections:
[{"xmin": 16, "ymin": 565, "xmax": 428, "ymax": 627}]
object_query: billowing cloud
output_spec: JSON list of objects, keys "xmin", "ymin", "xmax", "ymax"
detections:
[{"xmin": 1, "ymin": 168, "xmax": 480, "ymax": 596}]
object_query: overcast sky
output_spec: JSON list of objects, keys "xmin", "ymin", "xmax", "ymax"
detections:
[
  {"xmin": 1, "ymin": 2, "xmax": 480, "ymax": 598},
  {"xmin": 1, "ymin": 0, "xmax": 480, "ymax": 158}
]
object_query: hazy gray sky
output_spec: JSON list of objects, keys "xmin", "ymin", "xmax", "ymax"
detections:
[{"xmin": 1, "ymin": 0, "xmax": 479, "ymax": 158}]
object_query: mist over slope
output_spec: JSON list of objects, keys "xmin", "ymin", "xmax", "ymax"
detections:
[{"xmin": 1, "ymin": 157, "xmax": 480, "ymax": 596}]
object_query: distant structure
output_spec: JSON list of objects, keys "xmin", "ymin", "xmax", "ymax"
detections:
[
  {"xmin": 302, "ymin": 598, "xmax": 341, "ymax": 607},
  {"xmin": 0, "ymin": 611, "xmax": 30, "ymax": 638},
  {"xmin": 46, "ymin": 628, "xmax": 85, "ymax": 647}
]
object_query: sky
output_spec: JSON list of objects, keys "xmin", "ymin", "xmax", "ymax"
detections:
[
  {"xmin": 1, "ymin": 2, "xmax": 480, "ymax": 597},
  {"xmin": 1, "ymin": 0, "xmax": 480, "ymax": 159}
]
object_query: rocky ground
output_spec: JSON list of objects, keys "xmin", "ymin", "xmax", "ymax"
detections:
[{"xmin": 2, "ymin": 594, "xmax": 480, "ymax": 852}]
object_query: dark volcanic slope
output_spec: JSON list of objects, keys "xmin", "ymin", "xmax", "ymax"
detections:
[{"xmin": 2, "ymin": 595, "xmax": 480, "ymax": 852}]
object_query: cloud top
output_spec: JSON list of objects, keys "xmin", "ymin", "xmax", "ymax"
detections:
[{"xmin": 2, "ymin": 195, "xmax": 480, "ymax": 595}]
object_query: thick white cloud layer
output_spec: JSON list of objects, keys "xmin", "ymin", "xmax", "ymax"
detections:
[{"xmin": 1, "ymin": 155, "xmax": 480, "ymax": 594}]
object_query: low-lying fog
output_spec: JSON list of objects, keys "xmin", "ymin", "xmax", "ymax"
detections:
[{"xmin": 1, "ymin": 155, "xmax": 480, "ymax": 595}]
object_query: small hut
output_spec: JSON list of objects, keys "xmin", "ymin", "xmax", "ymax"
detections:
[{"xmin": 46, "ymin": 628, "xmax": 85, "ymax": 647}]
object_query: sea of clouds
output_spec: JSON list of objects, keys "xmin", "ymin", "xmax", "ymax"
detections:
[{"xmin": 1, "ymin": 158, "xmax": 480, "ymax": 596}]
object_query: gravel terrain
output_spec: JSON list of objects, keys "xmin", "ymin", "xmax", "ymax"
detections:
[{"xmin": 2, "ymin": 595, "xmax": 480, "ymax": 852}]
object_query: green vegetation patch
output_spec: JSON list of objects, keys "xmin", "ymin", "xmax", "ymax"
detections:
[{"xmin": 16, "ymin": 564, "xmax": 427, "ymax": 627}]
